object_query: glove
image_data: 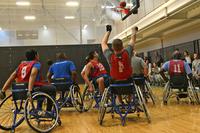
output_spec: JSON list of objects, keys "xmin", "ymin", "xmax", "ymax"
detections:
[{"xmin": 106, "ymin": 25, "xmax": 112, "ymax": 32}]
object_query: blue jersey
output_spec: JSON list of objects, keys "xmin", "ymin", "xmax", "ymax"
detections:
[
  {"xmin": 162, "ymin": 60, "xmax": 192, "ymax": 75},
  {"xmin": 49, "ymin": 60, "xmax": 76, "ymax": 82}
]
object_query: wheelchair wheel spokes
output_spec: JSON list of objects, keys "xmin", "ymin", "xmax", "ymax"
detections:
[
  {"xmin": 163, "ymin": 82, "xmax": 170, "ymax": 104},
  {"xmin": 82, "ymin": 86, "xmax": 94, "ymax": 112},
  {"xmin": 188, "ymin": 82, "xmax": 200, "ymax": 104},
  {"xmin": 136, "ymin": 86, "xmax": 151, "ymax": 123},
  {"xmin": 25, "ymin": 93, "xmax": 59, "ymax": 133},
  {"xmin": 145, "ymin": 81, "xmax": 156, "ymax": 105},
  {"xmin": 98, "ymin": 88, "xmax": 109, "ymax": 125},
  {"xmin": 0, "ymin": 94, "xmax": 25, "ymax": 131},
  {"xmin": 71, "ymin": 85, "xmax": 84, "ymax": 112}
]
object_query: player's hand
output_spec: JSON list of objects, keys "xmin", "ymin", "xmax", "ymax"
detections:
[
  {"xmin": 27, "ymin": 91, "xmax": 33, "ymax": 101},
  {"xmin": 132, "ymin": 26, "xmax": 138, "ymax": 34},
  {"xmin": 106, "ymin": 25, "xmax": 112, "ymax": 32}
]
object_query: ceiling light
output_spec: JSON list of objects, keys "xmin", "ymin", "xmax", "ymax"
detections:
[
  {"xmin": 24, "ymin": 15, "xmax": 36, "ymax": 20},
  {"xmin": 0, "ymin": 27, "xmax": 2, "ymax": 31},
  {"xmin": 64, "ymin": 16, "xmax": 75, "ymax": 19},
  {"xmin": 83, "ymin": 25, "xmax": 88, "ymax": 30},
  {"xmin": 66, "ymin": 1, "xmax": 79, "ymax": 7},
  {"xmin": 92, "ymin": 19, "xmax": 96, "ymax": 21},
  {"xmin": 43, "ymin": 25, "xmax": 47, "ymax": 30},
  {"xmin": 16, "ymin": 1, "xmax": 30, "ymax": 6}
]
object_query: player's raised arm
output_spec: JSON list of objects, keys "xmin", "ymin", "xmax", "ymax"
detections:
[
  {"xmin": 129, "ymin": 27, "xmax": 138, "ymax": 49},
  {"xmin": 101, "ymin": 25, "xmax": 112, "ymax": 53}
]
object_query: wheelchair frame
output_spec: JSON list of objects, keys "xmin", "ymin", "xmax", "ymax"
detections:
[
  {"xmin": 163, "ymin": 79, "xmax": 200, "ymax": 105},
  {"xmin": 51, "ymin": 81, "xmax": 84, "ymax": 113},
  {"xmin": 133, "ymin": 77, "xmax": 156, "ymax": 105},
  {"xmin": 98, "ymin": 82, "xmax": 151, "ymax": 126},
  {"xmin": 0, "ymin": 83, "xmax": 59, "ymax": 133}
]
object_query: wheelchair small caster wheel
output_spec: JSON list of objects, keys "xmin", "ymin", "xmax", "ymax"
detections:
[
  {"xmin": 137, "ymin": 113, "xmax": 140, "ymax": 117},
  {"xmin": 111, "ymin": 114, "xmax": 114, "ymax": 119},
  {"xmin": 58, "ymin": 119, "xmax": 62, "ymax": 126},
  {"xmin": 163, "ymin": 101, "xmax": 167, "ymax": 105}
]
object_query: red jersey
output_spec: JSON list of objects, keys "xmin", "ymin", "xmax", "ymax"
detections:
[
  {"xmin": 90, "ymin": 60, "xmax": 107, "ymax": 78},
  {"xmin": 110, "ymin": 50, "xmax": 132, "ymax": 80},
  {"xmin": 16, "ymin": 61, "xmax": 46, "ymax": 86},
  {"xmin": 169, "ymin": 60, "xmax": 185, "ymax": 76}
]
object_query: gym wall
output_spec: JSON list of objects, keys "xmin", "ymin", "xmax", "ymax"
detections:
[{"xmin": 0, "ymin": 44, "xmax": 110, "ymax": 88}]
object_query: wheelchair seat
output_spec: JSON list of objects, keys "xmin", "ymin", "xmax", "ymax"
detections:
[
  {"xmin": 169, "ymin": 74, "xmax": 188, "ymax": 90},
  {"xmin": 132, "ymin": 74, "xmax": 145, "ymax": 86},
  {"xmin": 12, "ymin": 82, "xmax": 28, "ymax": 100},
  {"xmin": 110, "ymin": 78, "xmax": 135, "ymax": 95},
  {"xmin": 51, "ymin": 78, "xmax": 72, "ymax": 91}
]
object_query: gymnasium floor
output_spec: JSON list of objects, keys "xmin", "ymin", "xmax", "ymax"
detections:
[{"xmin": 1, "ymin": 86, "xmax": 200, "ymax": 133}]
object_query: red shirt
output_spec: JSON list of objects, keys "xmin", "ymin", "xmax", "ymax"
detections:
[
  {"xmin": 16, "ymin": 61, "xmax": 46, "ymax": 86},
  {"xmin": 90, "ymin": 60, "xmax": 107, "ymax": 78},
  {"xmin": 110, "ymin": 50, "xmax": 132, "ymax": 80},
  {"xmin": 169, "ymin": 60, "xmax": 185, "ymax": 76}
]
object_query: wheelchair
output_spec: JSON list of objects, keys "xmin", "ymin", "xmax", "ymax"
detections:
[
  {"xmin": 0, "ymin": 83, "xmax": 59, "ymax": 133},
  {"xmin": 51, "ymin": 78, "xmax": 83, "ymax": 112},
  {"xmin": 82, "ymin": 76, "xmax": 110, "ymax": 111},
  {"xmin": 163, "ymin": 74, "xmax": 200, "ymax": 104},
  {"xmin": 82, "ymin": 82, "xmax": 102, "ymax": 111},
  {"xmin": 98, "ymin": 79, "xmax": 151, "ymax": 126},
  {"xmin": 132, "ymin": 75, "xmax": 156, "ymax": 105}
]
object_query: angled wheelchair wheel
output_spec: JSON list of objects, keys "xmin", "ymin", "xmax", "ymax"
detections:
[
  {"xmin": 145, "ymin": 80, "xmax": 156, "ymax": 105},
  {"xmin": 98, "ymin": 88, "xmax": 109, "ymax": 125},
  {"xmin": 82, "ymin": 85, "xmax": 94, "ymax": 112},
  {"xmin": 71, "ymin": 84, "xmax": 84, "ymax": 112},
  {"xmin": 24, "ymin": 92, "xmax": 59, "ymax": 133},
  {"xmin": 163, "ymin": 82, "xmax": 170, "ymax": 105},
  {"xmin": 0, "ymin": 94, "xmax": 25, "ymax": 131},
  {"xmin": 188, "ymin": 81, "xmax": 200, "ymax": 104},
  {"xmin": 135, "ymin": 86, "xmax": 151, "ymax": 123}
]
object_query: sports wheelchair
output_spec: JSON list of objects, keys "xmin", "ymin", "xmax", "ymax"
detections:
[
  {"xmin": 163, "ymin": 74, "xmax": 200, "ymax": 104},
  {"xmin": 98, "ymin": 79, "xmax": 151, "ymax": 126},
  {"xmin": 0, "ymin": 83, "xmax": 59, "ymax": 133},
  {"xmin": 82, "ymin": 76, "xmax": 110, "ymax": 111},
  {"xmin": 51, "ymin": 78, "xmax": 83, "ymax": 112},
  {"xmin": 132, "ymin": 75, "xmax": 156, "ymax": 105},
  {"xmin": 82, "ymin": 82, "xmax": 102, "ymax": 111}
]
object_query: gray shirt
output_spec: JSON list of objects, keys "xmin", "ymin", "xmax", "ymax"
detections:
[
  {"xmin": 131, "ymin": 56, "xmax": 145, "ymax": 75},
  {"xmin": 192, "ymin": 59, "xmax": 200, "ymax": 73}
]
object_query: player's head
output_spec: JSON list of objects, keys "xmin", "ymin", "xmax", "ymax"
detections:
[
  {"xmin": 88, "ymin": 51, "xmax": 99, "ymax": 60},
  {"xmin": 194, "ymin": 52, "xmax": 199, "ymax": 59},
  {"xmin": 56, "ymin": 52, "xmax": 67, "ymax": 60},
  {"xmin": 25, "ymin": 49, "xmax": 39, "ymax": 61},
  {"xmin": 112, "ymin": 39, "xmax": 123, "ymax": 52},
  {"xmin": 172, "ymin": 51, "xmax": 182, "ymax": 60},
  {"xmin": 47, "ymin": 59, "xmax": 53, "ymax": 66},
  {"xmin": 119, "ymin": 1, "xmax": 126, "ymax": 8}
]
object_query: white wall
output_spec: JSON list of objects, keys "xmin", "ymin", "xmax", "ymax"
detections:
[{"xmin": 135, "ymin": 24, "xmax": 200, "ymax": 55}]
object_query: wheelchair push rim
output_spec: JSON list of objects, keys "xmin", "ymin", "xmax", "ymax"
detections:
[
  {"xmin": 82, "ymin": 85, "xmax": 94, "ymax": 112},
  {"xmin": 24, "ymin": 92, "xmax": 59, "ymax": 133},
  {"xmin": 71, "ymin": 85, "xmax": 84, "ymax": 113},
  {"xmin": 0, "ymin": 94, "xmax": 25, "ymax": 131}
]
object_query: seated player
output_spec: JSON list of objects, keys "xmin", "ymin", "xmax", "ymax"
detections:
[
  {"xmin": 47, "ymin": 52, "xmax": 77, "ymax": 84},
  {"xmin": 160, "ymin": 51, "xmax": 192, "ymax": 97},
  {"xmin": 0, "ymin": 49, "xmax": 56, "ymax": 111},
  {"xmin": 82, "ymin": 51, "xmax": 109, "ymax": 94},
  {"xmin": 101, "ymin": 24, "xmax": 138, "ymax": 103},
  {"xmin": 131, "ymin": 51, "xmax": 148, "ymax": 89}
]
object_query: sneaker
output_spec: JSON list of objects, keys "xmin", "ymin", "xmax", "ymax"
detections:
[{"xmin": 0, "ymin": 91, "xmax": 6, "ymax": 100}]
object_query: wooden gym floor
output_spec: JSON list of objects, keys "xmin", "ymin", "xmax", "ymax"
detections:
[{"xmin": 1, "ymin": 86, "xmax": 200, "ymax": 133}]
